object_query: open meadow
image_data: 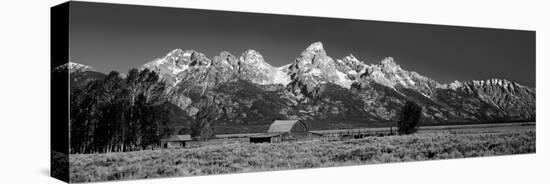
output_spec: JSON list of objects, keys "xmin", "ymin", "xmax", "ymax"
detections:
[{"xmin": 69, "ymin": 124, "xmax": 535, "ymax": 182}]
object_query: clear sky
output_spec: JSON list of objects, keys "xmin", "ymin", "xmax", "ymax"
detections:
[{"xmin": 68, "ymin": 2, "xmax": 535, "ymax": 87}]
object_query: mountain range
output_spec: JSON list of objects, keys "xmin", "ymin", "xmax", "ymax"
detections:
[{"xmin": 57, "ymin": 42, "xmax": 536, "ymax": 133}]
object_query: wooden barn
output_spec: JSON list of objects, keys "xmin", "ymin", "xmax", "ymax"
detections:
[
  {"xmin": 161, "ymin": 135, "xmax": 192, "ymax": 148},
  {"xmin": 250, "ymin": 120, "xmax": 321, "ymax": 143}
]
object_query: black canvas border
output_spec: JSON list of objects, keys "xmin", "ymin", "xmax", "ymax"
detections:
[{"xmin": 51, "ymin": 1, "xmax": 70, "ymax": 183}]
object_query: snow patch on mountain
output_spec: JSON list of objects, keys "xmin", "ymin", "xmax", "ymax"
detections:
[
  {"xmin": 171, "ymin": 64, "xmax": 189, "ymax": 75},
  {"xmin": 335, "ymin": 70, "xmax": 354, "ymax": 89},
  {"xmin": 308, "ymin": 68, "xmax": 323, "ymax": 76},
  {"xmin": 272, "ymin": 64, "xmax": 291, "ymax": 85}
]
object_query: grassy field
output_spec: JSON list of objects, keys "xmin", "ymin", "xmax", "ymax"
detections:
[{"xmin": 69, "ymin": 126, "xmax": 535, "ymax": 183}]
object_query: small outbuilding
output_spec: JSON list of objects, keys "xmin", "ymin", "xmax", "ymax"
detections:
[
  {"xmin": 161, "ymin": 135, "xmax": 192, "ymax": 148},
  {"xmin": 250, "ymin": 120, "xmax": 316, "ymax": 143}
]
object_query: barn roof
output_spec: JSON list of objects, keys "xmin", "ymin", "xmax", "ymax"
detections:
[
  {"xmin": 267, "ymin": 120, "xmax": 307, "ymax": 133},
  {"xmin": 162, "ymin": 135, "xmax": 192, "ymax": 142}
]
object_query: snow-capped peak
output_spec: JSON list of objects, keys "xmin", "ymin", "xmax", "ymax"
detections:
[
  {"xmin": 163, "ymin": 49, "xmax": 195, "ymax": 63},
  {"xmin": 445, "ymin": 80, "xmax": 464, "ymax": 90},
  {"xmin": 141, "ymin": 49, "xmax": 206, "ymax": 86},
  {"xmin": 166, "ymin": 48, "xmax": 185, "ymax": 57},
  {"xmin": 471, "ymin": 78, "xmax": 521, "ymax": 89},
  {"xmin": 380, "ymin": 57, "xmax": 398, "ymax": 68},
  {"xmin": 240, "ymin": 49, "xmax": 272, "ymax": 69},
  {"xmin": 54, "ymin": 62, "xmax": 95, "ymax": 73},
  {"xmin": 306, "ymin": 41, "xmax": 324, "ymax": 52}
]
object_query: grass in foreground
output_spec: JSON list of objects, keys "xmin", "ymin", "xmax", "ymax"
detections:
[{"xmin": 69, "ymin": 130, "xmax": 535, "ymax": 182}]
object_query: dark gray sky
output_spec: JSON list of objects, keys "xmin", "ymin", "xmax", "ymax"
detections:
[{"xmin": 68, "ymin": 2, "xmax": 535, "ymax": 87}]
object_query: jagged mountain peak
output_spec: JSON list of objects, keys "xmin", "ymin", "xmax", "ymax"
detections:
[
  {"xmin": 142, "ymin": 44, "xmax": 533, "ymax": 106},
  {"xmin": 242, "ymin": 49, "xmax": 261, "ymax": 57},
  {"xmin": 240, "ymin": 49, "xmax": 271, "ymax": 68},
  {"xmin": 343, "ymin": 54, "xmax": 359, "ymax": 63},
  {"xmin": 471, "ymin": 78, "xmax": 534, "ymax": 92},
  {"xmin": 475, "ymin": 78, "xmax": 513, "ymax": 86},
  {"xmin": 352, "ymin": 56, "xmax": 443, "ymax": 99},
  {"xmin": 166, "ymin": 48, "xmax": 185, "ymax": 56},
  {"xmin": 145, "ymin": 49, "xmax": 211, "ymax": 70},
  {"xmin": 212, "ymin": 51, "xmax": 238, "ymax": 67},
  {"xmin": 379, "ymin": 57, "xmax": 402, "ymax": 71},
  {"xmin": 295, "ymin": 42, "xmax": 329, "ymax": 66},
  {"xmin": 164, "ymin": 49, "xmax": 194, "ymax": 62},
  {"xmin": 359, "ymin": 57, "xmax": 410, "ymax": 88},
  {"xmin": 144, "ymin": 47, "xmax": 293, "ymax": 87},
  {"xmin": 294, "ymin": 41, "xmax": 333, "ymax": 66},
  {"xmin": 236, "ymin": 49, "xmax": 290, "ymax": 85},
  {"xmin": 128, "ymin": 43, "xmax": 534, "ymax": 128},
  {"xmin": 286, "ymin": 42, "xmax": 356, "ymax": 98},
  {"xmin": 441, "ymin": 78, "xmax": 531, "ymax": 90},
  {"xmin": 336, "ymin": 54, "xmax": 366, "ymax": 73},
  {"xmin": 380, "ymin": 57, "xmax": 396, "ymax": 65},
  {"xmin": 305, "ymin": 41, "xmax": 324, "ymax": 52}
]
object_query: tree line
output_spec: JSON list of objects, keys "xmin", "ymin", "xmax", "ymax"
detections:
[{"xmin": 69, "ymin": 68, "xmax": 173, "ymax": 154}]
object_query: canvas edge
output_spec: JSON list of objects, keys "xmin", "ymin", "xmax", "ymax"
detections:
[{"xmin": 51, "ymin": 1, "xmax": 71, "ymax": 183}]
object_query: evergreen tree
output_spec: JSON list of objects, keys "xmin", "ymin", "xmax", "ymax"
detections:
[{"xmin": 397, "ymin": 101, "xmax": 423, "ymax": 135}]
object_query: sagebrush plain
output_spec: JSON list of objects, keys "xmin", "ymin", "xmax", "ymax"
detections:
[{"xmin": 69, "ymin": 125, "xmax": 535, "ymax": 182}]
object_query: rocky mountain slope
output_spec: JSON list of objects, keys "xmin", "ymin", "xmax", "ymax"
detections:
[{"xmin": 60, "ymin": 42, "xmax": 535, "ymax": 133}]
